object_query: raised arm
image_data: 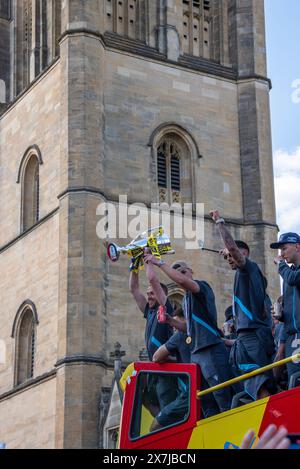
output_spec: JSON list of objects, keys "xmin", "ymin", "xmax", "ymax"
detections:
[
  {"xmin": 277, "ymin": 261, "xmax": 300, "ymax": 287},
  {"xmin": 144, "ymin": 254, "xmax": 200, "ymax": 294},
  {"xmin": 129, "ymin": 270, "xmax": 147, "ymax": 313},
  {"xmin": 210, "ymin": 210, "xmax": 246, "ymax": 268},
  {"xmin": 144, "ymin": 256, "xmax": 167, "ymax": 306}
]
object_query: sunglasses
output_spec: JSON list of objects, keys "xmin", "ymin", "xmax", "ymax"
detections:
[{"xmin": 172, "ymin": 264, "xmax": 185, "ymax": 270}]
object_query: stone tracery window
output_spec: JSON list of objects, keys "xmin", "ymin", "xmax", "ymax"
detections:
[
  {"xmin": 182, "ymin": 0, "xmax": 211, "ymax": 59},
  {"xmin": 156, "ymin": 132, "xmax": 194, "ymax": 205},
  {"xmin": 151, "ymin": 125, "xmax": 199, "ymax": 208}
]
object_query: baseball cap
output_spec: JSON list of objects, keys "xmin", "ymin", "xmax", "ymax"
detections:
[
  {"xmin": 270, "ymin": 232, "xmax": 300, "ymax": 249},
  {"xmin": 171, "ymin": 260, "xmax": 189, "ymax": 271}
]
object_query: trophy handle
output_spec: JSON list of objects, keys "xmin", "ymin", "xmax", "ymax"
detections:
[{"xmin": 107, "ymin": 243, "xmax": 120, "ymax": 262}]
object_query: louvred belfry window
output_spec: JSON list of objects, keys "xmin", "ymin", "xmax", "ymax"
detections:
[
  {"xmin": 157, "ymin": 138, "xmax": 181, "ymax": 204},
  {"xmin": 157, "ymin": 142, "xmax": 167, "ymax": 189},
  {"xmin": 182, "ymin": 0, "xmax": 211, "ymax": 59},
  {"xmin": 171, "ymin": 149, "xmax": 180, "ymax": 192},
  {"xmin": 105, "ymin": 0, "xmax": 146, "ymax": 41}
]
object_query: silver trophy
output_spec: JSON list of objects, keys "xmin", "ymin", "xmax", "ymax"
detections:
[{"xmin": 106, "ymin": 226, "xmax": 175, "ymax": 271}]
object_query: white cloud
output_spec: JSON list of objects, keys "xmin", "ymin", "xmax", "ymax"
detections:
[{"xmin": 273, "ymin": 147, "xmax": 300, "ymax": 234}]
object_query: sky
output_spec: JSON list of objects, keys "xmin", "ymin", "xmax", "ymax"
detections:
[{"xmin": 265, "ymin": 0, "xmax": 300, "ymax": 234}]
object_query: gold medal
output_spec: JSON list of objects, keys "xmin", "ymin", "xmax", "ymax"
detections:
[{"xmin": 186, "ymin": 336, "xmax": 192, "ymax": 344}]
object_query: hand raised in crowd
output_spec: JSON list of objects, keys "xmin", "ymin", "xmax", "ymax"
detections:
[
  {"xmin": 144, "ymin": 252, "xmax": 160, "ymax": 266},
  {"xmin": 274, "ymin": 255, "xmax": 284, "ymax": 265},
  {"xmin": 210, "ymin": 209, "xmax": 221, "ymax": 222},
  {"xmin": 240, "ymin": 424, "xmax": 290, "ymax": 450},
  {"xmin": 219, "ymin": 248, "xmax": 230, "ymax": 259}
]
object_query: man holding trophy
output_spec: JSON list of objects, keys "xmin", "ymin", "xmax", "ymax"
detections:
[
  {"xmin": 143, "ymin": 253, "xmax": 237, "ymax": 418},
  {"xmin": 129, "ymin": 250, "xmax": 177, "ymax": 419},
  {"xmin": 109, "ymin": 226, "xmax": 237, "ymax": 417}
]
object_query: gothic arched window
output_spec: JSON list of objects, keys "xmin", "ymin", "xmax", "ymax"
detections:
[
  {"xmin": 17, "ymin": 145, "xmax": 43, "ymax": 233},
  {"xmin": 182, "ymin": 0, "xmax": 211, "ymax": 59},
  {"xmin": 12, "ymin": 301, "xmax": 38, "ymax": 386},
  {"xmin": 150, "ymin": 124, "xmax": 201, "ymax": 207},
  {"xmin": 22, "ymin": 154, "xmax": 40, "ymax": 231},
  {"xmin": 156, "ymin": 133, "xmax": 194, "ymax": 205}
]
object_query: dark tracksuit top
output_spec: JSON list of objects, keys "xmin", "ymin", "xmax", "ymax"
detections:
[
  {"xmin": 143, "ymin": 300, "xmax": 178, "ymax": 413},
  {"xmin": 183, "ymin": 280, "xmax": 222, "ymax": 354},
  {"xmin": 144, "ymin": 299, "xmax": 174, "ymax": 360},
  {"xmin": 165, "ymin": 331, "xmax": 191, "ymax": 364},
  {"xmin": 233, "ymin": 258, "xmax": 272, "ymax": 331},
  {"xmin": 278, "ymin": 262, "xmax": 300, "ymax": 381},
  {"xmin": 183, "ymin": 280, "xmax": 235, "ymax": 416},
  {"xmin": 156, "ymin": 331, "xmax": 190, "ymax": 427},
  {"xmin": 278, "ymin": 262, "xmax": 300, "ymax": 335},
  {"xmin": 232, "ymin": 258, "xmax": 275, "ymax": 399}
]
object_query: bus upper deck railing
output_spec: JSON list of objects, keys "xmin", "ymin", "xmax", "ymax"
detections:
[{"xmin": 197, "ymin": 353, "xmax": 300, "ymax": 398}]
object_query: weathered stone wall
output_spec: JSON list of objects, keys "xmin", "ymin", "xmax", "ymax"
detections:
[
  {"xmin": 0, "ymin": 61, "xmax": 61, "ymax": 447},
  {"xmin": 103, "ymin": 51, "xmax": 243, "ymax": 217},
  {"xmin": 0, "ymin": 376, "xmax": 57, "ymax": 449},
  {"xmin": 0, "ymin": 0, "xmax": 279, "ymax": 449},
  {"xmin": 0, "ymin": 214, "xmax": 59, "ymax": 395},
  {"xmin": 0, "ymin": 61, "xmax": 61, "ymax": 247}
]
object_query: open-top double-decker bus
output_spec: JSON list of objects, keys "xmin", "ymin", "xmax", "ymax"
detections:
[{"xmin": 118, "ymin": 356, "xmax": 300, "ymax": 449}]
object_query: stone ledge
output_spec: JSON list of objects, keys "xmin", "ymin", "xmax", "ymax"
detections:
[
  {"xmin": 0, "ymin": 207, "xmax": 59, "ymax": 255},
  {"xmin": 178, "ymin": 54, "xmax": 237, "ymax": 80},
  {"xmin": 103, "ymin": 31, "xmax": 165, "ymax": 61},
  {"xmin": 55, "ymin": 354, "xmax": 133, "ymax": 371},
  {"xmin": 57, "ymin": 187, "xmax": 279, "ymax": 229},
  {"xmin": 0, "ymin": 369, "xmax": 56, "ymax": 403},
  {"xmin": 57, "ymin": 186, "xmax": 107, "ymax": 200}
]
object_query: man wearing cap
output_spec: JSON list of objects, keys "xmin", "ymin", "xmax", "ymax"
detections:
[
  {"xmin": 270, "ymin": 232, "xmax": 300, "ymax": 386},
  {"xmin": 210, "ymin": 210, "xmax": 275, "ymax": 401},
  {"xmin": 143, "ymin": 253, "xmax": 237, "ymax": 417}
]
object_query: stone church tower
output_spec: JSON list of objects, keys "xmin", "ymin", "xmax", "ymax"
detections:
[{"xmin": 0, "ymin": 0, "xmax": 278, "ymax": 448}]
